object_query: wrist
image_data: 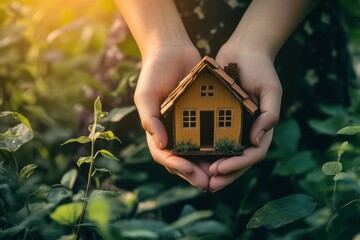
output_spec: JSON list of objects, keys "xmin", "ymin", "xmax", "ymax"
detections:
[
  {"xmin": 141, "ymin": 38, "xmax": 195, "ymax": 61},
  {"xmin": 218, "ymin": 41, "xmax": 275, "ymax": 64},
  {"xmin": 224, "ymin": 37, "xmax": 278, "ymax": 62}
]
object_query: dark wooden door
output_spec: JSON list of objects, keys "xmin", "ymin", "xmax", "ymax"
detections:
[{"xmin": 200, "ymin": 111, "xmax": 214, "ymax": 148}]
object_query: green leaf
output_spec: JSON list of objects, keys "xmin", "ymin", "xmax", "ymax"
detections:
[
  {"xmin": 170, "ymin": 210, "xmax": 213, "ymax": 229},
  {"xmin": 92, "ymin": 168, "xmax": 111, "ymax": 176},
  {"xmin": 88, "ymin": 124, "xmax": 105, "ymax": 133},
  {"xmin": 337, "ymin": 141, "xmax": 348, "ymax": 161},
  {"xmin": 318, "ymin": 104, "xmax": 347, "ymax": 118},
  {"xmin": 106, "ymin": 219, "xmax": 169, "ymax": 239},
  {"xmin": 19, "ymin": 164, "xmax": 37, "ymax": 179},
  {"xmin": 273, "ymin": 119, "xmax": 300, "ymax": 153},
  {"xmin": 94, "ymin": 96, "xmax": 102, "ymax": 118},
  {"xmin": 97, "ymin": 149, "xmax": 119, "ymax": 161},
  {"xmin": 101, "ymin": 106, "xmax": 136, "ymax": 123},
  {"xmin": 138, "ymin": 186, "xmax": 203, "ymax": 213},
  {"xmin": 247, "ymin": 194, "xmax": 317, "ymax": 229},
  {"xmin": 0, "ymin": 123, "xmax": 34, "ymax": 152},
  {"xmin": 47, "ymin": 186, "xmax": 73, "ymax": 205},
  {"xmin": 87, "ymin": 198, "xmax": 110, "ymax": 221},
  {"xmin": 333, "ymin": 172, "xmax": 351, "ymax": 181},
  {"xmin": 322, "ymin": 162, "xmax": 342, "ymax": 176},
  {"xmin": 50, "ymin": 202, "xmax": 83, "ymax": 226},
  {"xmin": 336, "ymin": 126, "xmax": 360, "ymax": 135},
  {"xmin": 309, "ymin": 118, "xmax": 346, "ymax": 136},
  {"xmin": 273, "ymin": 151, "xmax": 316, "ymax": 176},
  {"xmin": 98, "ymin": 131, "xmax": 121, "ymax": 142},
  {"xmin": 77, "ymin": 156, "xmax": 92, "ymax": 167},
  {"xmin": 305, "ymin": 208, "xmax": 332, "ymax": 228},
  {"xmin": 0, "ymin": 111, "xmax": 33, "ymax": 132},
  {"xmin": 61, "ymin": 136, "xmax": 90, "ymax": 145},
  {"xmin": 181, "ymin": 220, "xmax": 230, "ymax": 238},
  {"xmin": 60, "ymin": 169, "xmax": 78, "ymax": 189}
]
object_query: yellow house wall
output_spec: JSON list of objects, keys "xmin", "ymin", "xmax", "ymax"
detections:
[{"xmin": 174, "ymin": 69, "xmax": 242, "ymax": 147}]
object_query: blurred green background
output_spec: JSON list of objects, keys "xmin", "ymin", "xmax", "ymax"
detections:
[{"xmin": 1, "ymin": 0, "xmax": 360, "ymax": 239}]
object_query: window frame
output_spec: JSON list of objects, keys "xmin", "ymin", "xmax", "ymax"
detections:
[
  {"xmin": 182, "ymin": 109, "xmax": 197, "ymax": 128},
  {"xmin": 218, "ymin": 109, "xmax": 233, "ymax": 128},
  {"xmin": 200, "ymin": 84, "xmax": 215, "ymax": 97}
]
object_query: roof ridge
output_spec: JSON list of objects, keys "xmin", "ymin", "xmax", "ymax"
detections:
[{"xmin": 160, "ymin": 56, "xmax": 258, "ymax": 116}]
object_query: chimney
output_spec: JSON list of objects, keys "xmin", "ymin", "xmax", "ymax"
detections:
[{"xmin": 224, "ymin": 63, "xmax": 240, "ymax": 84}]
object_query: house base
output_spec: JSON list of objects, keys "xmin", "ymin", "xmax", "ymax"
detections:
[{"xmin": 172, "ymin": 149, "xmax": 243, "ymax": 161}]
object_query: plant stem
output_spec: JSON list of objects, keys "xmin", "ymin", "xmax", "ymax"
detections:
[
  {"xmin": 11, "ymin": 151, "xmax": 19, "ymax": 175},
  {"xmin": 338, "ymin": 199, "xmax": 359, "ymax": 210},
  {"xmin": 332, "ymin": 180, "xmax": 337, "ymax": 210},
  {"xmin": 74, "ymin": 115, "xmax": 97, "ymax": 240}
]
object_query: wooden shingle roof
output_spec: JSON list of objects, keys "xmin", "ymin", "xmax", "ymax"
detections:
[{"xmin": 160, "ymin": 56, "xmax": 258, "ymax": 116}]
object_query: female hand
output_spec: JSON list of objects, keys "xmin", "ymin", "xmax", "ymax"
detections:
[
  {"xmin": 134, "ymin": 45, "xmax": 212, "ymax": 190},
  {"xmin": 208, "ymin": 43, "xmax": 283, "ymax": 192}
]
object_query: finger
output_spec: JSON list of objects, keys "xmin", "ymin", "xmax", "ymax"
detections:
[
  {"xmin": 175, "ymin": 167, "xmax": 210, "ymax": 191},
  {"xmin": 251, "ymin": 82, "xmax": 282, "ymax": 146},
  {"xmin": 197, "ymin": 161, "xmax": 213, "ymax": 178},
  {"xmin": 209, "ymin": 167, "xmax": 250, "ymax": 192},
  {"xmin": 146, "ymin": 133, "xmax": 210, "ymax": 190},
  {"xmin": 147, "ymin": 132, "xmax": 192, "ymax": 173},
  {"xmin": 211, "ymin": 129, "xmax": 273, "ymax": 175},
  {"xmin": 250, "ymin": 111, "xmax": 279, "ymax": 146},
  {"xmin": 208, "ymin": 158, "xmax": 226, "ymax": 176},
  {"xmin": 135, "ymin": 90, "xmax": 168, "ymax": 149}
]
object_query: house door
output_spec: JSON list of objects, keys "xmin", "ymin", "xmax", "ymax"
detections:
[{"xmin": 200, "ymin": 111, "xmax": 214, "ymax": 148}]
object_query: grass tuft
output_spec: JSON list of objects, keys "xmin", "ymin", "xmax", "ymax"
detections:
[
  {"xmin": 173, "ymin": 141, "xmax": 198, "ymax": 152},
  {"xmin": 214, "ymin": 138, "xmax": 244, "ymax": 152}
]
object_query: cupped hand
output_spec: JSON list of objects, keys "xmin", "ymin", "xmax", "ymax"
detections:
[
  {"xmin": 208, "ymin": 43, "xmax": 283, "ymax": 192},
  {"xmin": 134, "ymin": 45, "xmax": 211, "ymax": 190}
]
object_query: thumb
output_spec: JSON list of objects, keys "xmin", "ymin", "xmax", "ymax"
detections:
[{"xmin": 135, "ymin": 91, "xmax": 168, "ymax": 149}]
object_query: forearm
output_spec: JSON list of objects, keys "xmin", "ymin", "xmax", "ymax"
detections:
[
  {"xmin": 113, "ymin": 0, "xmax": 193, "ymax": 59},
  {"xmin": 228, "ymin": 0, "xmax": 319, "ymax": 60}
]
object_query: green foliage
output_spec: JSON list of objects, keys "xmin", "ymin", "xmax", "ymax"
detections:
[
  {"xmin": 247, "ymin": 194, "xmax": 317, "ymax": 229},
  {"xmin": 214, "ymin": 138, "xmax": 244, "ymax": 152},
  {"xmin": 0, "ymin": 111, "xmax": 33, "ymax": 152},
  {"xmin": 61, "ymin": 97, "xmax": 120, "ymax": 239},
  {"xmin": 248, "ymin": 123, "xmax": 360, "ymax": 238}
]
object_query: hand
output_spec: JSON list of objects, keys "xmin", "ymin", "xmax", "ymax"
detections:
[
  {"xmin": 134, "ymin": 45, "xmax": 211, "ymax": 190},
  {"xmin": 208, "ymin": 43, "xmax": 282, "ymax": 192}
]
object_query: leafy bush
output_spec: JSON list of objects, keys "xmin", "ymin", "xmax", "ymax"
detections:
[
  {"xmin": 0, "ymin": 99, "xmax": 233, "ymax": 240},
  {"xmin": 214, "ymin": 138, "xmax": 244, "ymax": 152}
]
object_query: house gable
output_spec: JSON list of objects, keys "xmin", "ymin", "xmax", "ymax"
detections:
[
  {"xmin": 160, "ymin": 56, "xmax": 258, "ymax": 151},
  {"xmin": 173, "ymin": 68, "xmax": 242, "ymax": 147},
  {"xmin": 161, "ymin": 56, "xmax": 258, "ymax": 117}
]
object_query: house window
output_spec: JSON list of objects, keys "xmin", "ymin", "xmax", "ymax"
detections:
[
  {"xmin": 200, "ymin": 85, "xmax": 214, "ymax": 97},
  {"xmin": 218, "ymin": 109, "xmax": 232, "ymax": 127},
  {"xmin": 182, "ymin": 110, "xmax": 197, "ymax": 128}
]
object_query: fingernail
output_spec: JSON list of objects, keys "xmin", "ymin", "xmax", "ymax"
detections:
[
  {"xmin": 176, "ymin": 171, "xmax": 189, "ymax": 179},
  {"xmin": 256, "ymin": 130, "xmax": 265, "ymax": 146},
  {"xmin": 210, "ymin": 187, "xmax": 223, "ymax": 193},
  {"xmin": 198, "ymin": 187, "xmax": 207, "ymax": 192}
]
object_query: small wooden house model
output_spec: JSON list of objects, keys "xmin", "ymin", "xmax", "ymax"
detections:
[{"xmin": 161, "ymin": 56, "xmax": 258, "ymax": 155}]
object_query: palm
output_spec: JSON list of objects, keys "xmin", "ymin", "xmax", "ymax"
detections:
[{"xmin": 135, "ymin": 46, "xmax": 212, "ymax": 190}]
